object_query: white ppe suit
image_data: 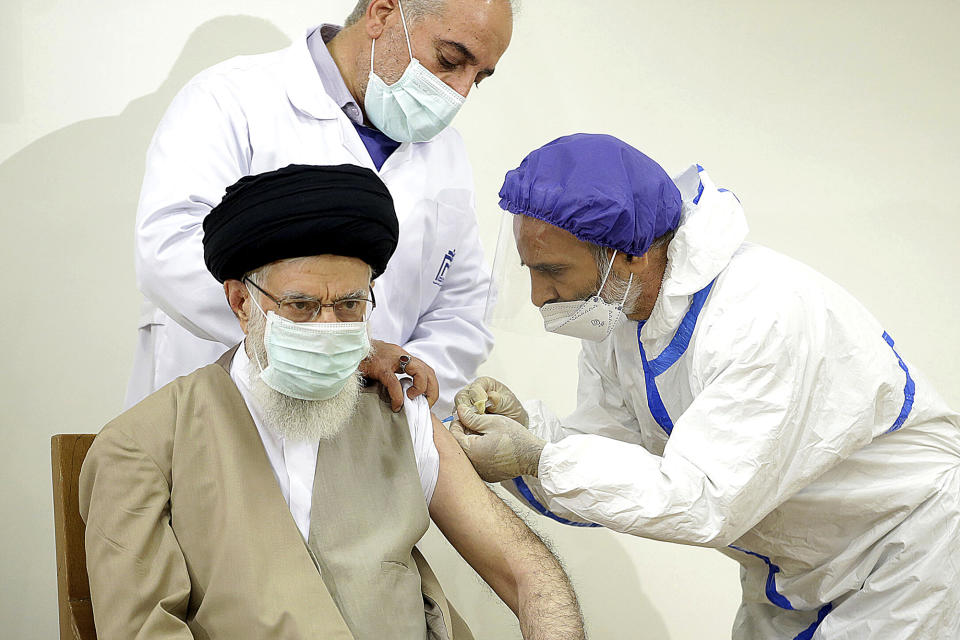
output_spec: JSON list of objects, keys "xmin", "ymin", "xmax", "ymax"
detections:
[
  {"xmin": 511, "ymin": 165, "xmax": 960, "ymax": 639},
  {"xmin": 129, "ymin": 29, "xmax": 492, "ymax": 414}
]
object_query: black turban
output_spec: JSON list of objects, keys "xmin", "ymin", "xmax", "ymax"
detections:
[{"xmin": 203, "ymin": 164, "xmax": 400, "ymax": 282}]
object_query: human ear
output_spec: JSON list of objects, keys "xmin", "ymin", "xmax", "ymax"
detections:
[
  {"xmin": 364, "ymin": 0, "xmax": 398, "ymax": 39},
  {"xmin": 225, "ymin": 280, "xmax": 250, "ymax": 331},
  {"xmin": 617, "ymin": 252, "xmax": 646, "ymax": 278}
]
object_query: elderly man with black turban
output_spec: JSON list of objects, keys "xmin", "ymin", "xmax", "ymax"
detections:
[
  {"xmin": 79, "ymin": 164, "xmax": 585, "ymax": 640},
  {"xmin": 128, "ymin": 0, "xmax": 517, "ymax": 418}
]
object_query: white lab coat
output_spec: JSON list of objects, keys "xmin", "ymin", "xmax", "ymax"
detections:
[
  {"xmin": 511, "ymin": 166, "xmax": 960, "ymax": 638},
  {"xmin": 129, "ymin": 30, "xmax": 493, "ymax": 415}
]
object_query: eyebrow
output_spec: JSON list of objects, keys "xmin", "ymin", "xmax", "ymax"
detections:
[
  {"xmin": 521, "ymin": 261, "xmax": 567, "ymax": 275},
  {"xmin": 277, "ymin": 288, "xmax": 368, "ymax": 301},
  {"xmin": 438, "ymin": 38, "xmax": 496, "ymax": 77},
  {"xmin": 335, "ymin": 289, "xmax": 369, "ymax": 301}
]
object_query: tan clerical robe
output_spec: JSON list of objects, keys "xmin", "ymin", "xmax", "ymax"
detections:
[{"xmin": 79, "ymin": 348, "xmax": 472, "ymax": 639}]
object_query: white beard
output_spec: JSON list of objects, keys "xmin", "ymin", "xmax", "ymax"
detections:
[{"xmin": 245, "ymin": 310, "xmax": 367, "ymax": 442}]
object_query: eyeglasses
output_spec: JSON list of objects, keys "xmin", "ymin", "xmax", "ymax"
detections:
[{"xmin": 244, "ymin": 278, "xmax": 376, "ymax": 323}]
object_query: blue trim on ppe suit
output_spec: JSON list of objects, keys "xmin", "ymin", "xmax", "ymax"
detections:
[
  {"xmin": 633, "ymin": 269, "xmax": 834, "ymax": 633},
  {"xmin": 636, "ymin": 279, "xmax": 715, "ymax": 435},
  {"xmin": 728, "ymin": 544, "xmax": 795, "ymax": 610},
  {"xmin": 795, "ymin": 604, "xmax": 835, "ymax": 640},
  {"xmin": 882, "ymin": 331, "xmax": 915, "ymax": 433},
  {"xmin": 693, "ymin": 164, "xmax": 705, "ymax": 204},
  {"xmin": 512, "ymin": 477, "xmax": 602, "ymax": 527}
]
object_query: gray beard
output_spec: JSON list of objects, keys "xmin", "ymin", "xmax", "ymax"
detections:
[
  {"xmin": 244, "ymin": 310, "xmax": 367, "ymax": 442},
  {"xmin": 601, "ymin": 271, "xmax": 643, "ymax": 316},
  {"xmin": 577, "ymin": 268, "xmax": 643, "ymax": 316}
]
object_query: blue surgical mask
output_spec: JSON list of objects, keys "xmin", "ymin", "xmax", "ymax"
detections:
[
  {"xmin": 249, "ymin": 295, "xmax": 371, "ymax": 401},
  {"xmin": 364, "ymin": 0, "xmax": 465, "ymax": 143}
]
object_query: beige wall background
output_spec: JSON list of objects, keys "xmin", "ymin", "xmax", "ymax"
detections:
[{"xmin": 2, "ymin": 1, "xmax": 958, "ymax": 638}]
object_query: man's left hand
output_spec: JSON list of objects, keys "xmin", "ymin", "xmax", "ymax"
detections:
[
  {"xmin": 449, "ymin": 405, "xmax": 546, "ymax": 483},
  {"xmin": 362, "ymin": 340, "xmax": 439, "ymax": 412}
]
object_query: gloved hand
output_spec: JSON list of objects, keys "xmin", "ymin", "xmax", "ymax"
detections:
[
  {"xmin": 449, "ymin": 403, "xmax": 545, "ymax": 483},
  {"xmin": 454, "ymin": 376, "xmax": 529, "ymax": 427}
]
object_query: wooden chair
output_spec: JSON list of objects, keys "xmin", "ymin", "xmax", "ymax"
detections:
[{"xmin": 51, "ymin": 434, "xmax": 98, "ymax": 640}]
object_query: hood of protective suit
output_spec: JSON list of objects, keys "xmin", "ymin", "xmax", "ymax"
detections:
[{"xmin": 641, "ymin": 165, "xmax": 748, "ymax": 343}]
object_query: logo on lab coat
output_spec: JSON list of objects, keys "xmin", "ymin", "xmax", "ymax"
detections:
[{"xmin": 433, "ymin": 249, "xmax": 456, "ymax": 286}]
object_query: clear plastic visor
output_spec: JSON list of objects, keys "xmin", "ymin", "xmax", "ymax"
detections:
[{"xmin": 484, "ymin": 213, "xmax": 552, "ymax": 335}]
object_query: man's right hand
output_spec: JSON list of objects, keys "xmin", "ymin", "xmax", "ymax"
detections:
[{"xmin": 454, "ymin": 376, "xmax": 529, "ymax": 426}]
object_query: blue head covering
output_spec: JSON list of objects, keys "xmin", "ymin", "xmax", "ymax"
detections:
[{"xmin": 498, "ymin": 133, "xmax": 682, "ymax": 256}]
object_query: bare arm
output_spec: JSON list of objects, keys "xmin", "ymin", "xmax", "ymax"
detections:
[{"xmin": 428, "ymin": 415, "xmax": 585, "ymax": 640}]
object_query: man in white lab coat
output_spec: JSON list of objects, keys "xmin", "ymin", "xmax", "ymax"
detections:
[
  {"xmin": 130, "ymin": 0, "xmax": 514, "ymax": 413},
  {"xmin": 453, "ymin": 134, "xmax": 960, "ymax": 639}
]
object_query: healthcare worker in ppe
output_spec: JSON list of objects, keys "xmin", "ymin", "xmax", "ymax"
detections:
[
  {"xmin": 452, "ymin": 133, "xmax": 960, "ymax": 639},
  {"xmin": 130, "ymin": 0, "xmax": 514, "ymax": 414}
]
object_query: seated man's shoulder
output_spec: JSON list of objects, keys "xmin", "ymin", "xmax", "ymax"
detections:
[
  {"xmin": 359, "ymin": 378, "xmax": 398, "ymax": 409},
  {"xmin": 97, "ymin": 363, "xmax": 232, "ymax": 461}
]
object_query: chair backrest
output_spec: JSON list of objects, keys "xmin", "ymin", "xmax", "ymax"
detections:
[{"xmin": 51, "ymin": 434, "xmax": 98, "ymax": 640}]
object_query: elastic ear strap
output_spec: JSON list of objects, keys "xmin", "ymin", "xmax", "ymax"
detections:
[
  {"xmin": 397, "ymin": 0, "xmax": 414, "ymax": 59},
  {"xmin": 620, "ymin": 273, "xmax": 634, "ymax": 307},
  {"xmin": 250, "ymin": 339, "xmax": 267, "ymax": 374},
  {"xmin": 243, "ymin": 282, "xmax": 269, "ymax": 373},
  {"xmin": 371, "ymin": 0, "xmax": 413, "ymax": 71},
  {"xmin": 245, "ymin": 282, "xmax": 268, "ymax": 318},
  {"xmin": 599, "ymin": 249, "xmax": 619, "ymax": 289}
]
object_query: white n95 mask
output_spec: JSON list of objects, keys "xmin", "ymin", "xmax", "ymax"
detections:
[
  {"xmin": 251, "ymin": 297, "xmax": 371, "ymax": 401},
  {"xmin": 364, "ymin": 0, "xmax": 465, "ymax": 143},
  {"xmin": 539, "ymin": 251, "xmax": 633, "ymax": 342}
]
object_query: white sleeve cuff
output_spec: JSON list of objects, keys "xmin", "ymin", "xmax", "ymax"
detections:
[
  {"xmin": 401, "ymin": 379, "xmax": 440, "ymax": 506},
  {"xmin": 522, "ymin": 398, "xmax": 566, "ymax": 442}
]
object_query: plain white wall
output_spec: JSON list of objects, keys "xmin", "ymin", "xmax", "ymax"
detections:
[{"xmin": 2, "ymin": 1, "xmax": 957, "ymax": 638}]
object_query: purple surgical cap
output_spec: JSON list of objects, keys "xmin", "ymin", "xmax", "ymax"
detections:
[{"xmin": 498, "ymin": 133, "xmax": 682, "ymax": 257}]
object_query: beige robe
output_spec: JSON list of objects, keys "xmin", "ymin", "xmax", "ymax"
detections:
[{"xmin": 79, "ymin": 350, "xmax": 472, "ymax": 639}]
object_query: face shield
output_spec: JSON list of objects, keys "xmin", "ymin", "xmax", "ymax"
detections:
[
  {"xmin": 485, "ymin": 214, "xmax": 633, "ymax": 341},
  {"xmin": 484, "ymin": 213, "xmax": 543, "ymax": 335}
]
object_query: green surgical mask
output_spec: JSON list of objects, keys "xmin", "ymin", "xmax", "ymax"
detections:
[
  {"xmin": 364, "ymin": 0, "xmax": 465, "ymax": 142},
  {"xmin": 251, "ymin": 296, "xmax": 371, "ymax": 401}
]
